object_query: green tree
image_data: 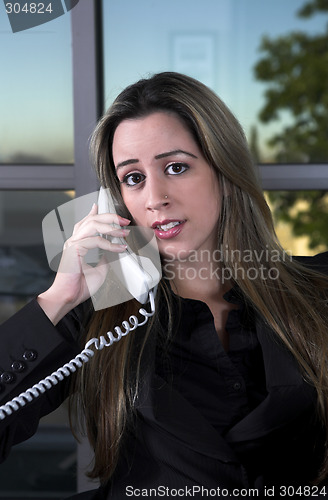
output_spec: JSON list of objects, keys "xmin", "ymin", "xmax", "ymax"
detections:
[{"xmin": 254, "ymin": 0, "xmax": 328, "ymax": 249}]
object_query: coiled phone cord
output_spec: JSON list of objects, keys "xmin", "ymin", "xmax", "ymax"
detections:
[{"xmin": 0, "ymin": 290, "xmax": 156, "ymax": 421}]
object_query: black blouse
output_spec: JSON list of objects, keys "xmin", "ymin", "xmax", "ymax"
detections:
[{"xmin": 156, "ymin": 287, "xmax": 268, "ymax": 435}]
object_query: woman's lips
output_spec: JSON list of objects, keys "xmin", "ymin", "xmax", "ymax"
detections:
[{"xmin": 152, "ymin": 220, "xmax": 186, "ymax": 240}]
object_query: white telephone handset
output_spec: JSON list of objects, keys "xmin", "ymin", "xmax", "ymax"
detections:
[
  {"xmin": 97, "ymin": 187, "xmax": 160, "ymax": 304},
  {"xmin": 0, "ymin": 189, "xmax": 161, "ymax": 420}
]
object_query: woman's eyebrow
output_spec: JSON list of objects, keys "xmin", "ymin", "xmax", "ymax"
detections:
[
  {"xmin": 116, "ymin": 158, "xmax": 139, "ymax": 171},
  {"xmin": 116, "ymin": 149, "xmax": 198, "ymax": 171},
  {"xmin": 154, "ymin": 149, "xmax": 198, "ymax": 160}
]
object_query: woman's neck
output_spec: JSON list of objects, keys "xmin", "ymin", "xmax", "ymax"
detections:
[
  {"xmin": 163, "ymin": 256, "xmax": 231, "ymax": 303},
  {"xmin": 164, "ymin": 257, "xmax": 236, "ymax": 350}
]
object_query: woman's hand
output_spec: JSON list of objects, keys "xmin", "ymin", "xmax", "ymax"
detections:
[{"xmin": 37, "ymin": 203, "xmax": 131, "ymax": 325}]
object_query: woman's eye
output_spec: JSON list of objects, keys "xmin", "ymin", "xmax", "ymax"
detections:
[
  {"xmin": 122, "ymin": 172, "xmax": 145, "ymax": 186},
  {"xmin": 165, "ymin": 163, "xmax": 189, "ymax": 175}
]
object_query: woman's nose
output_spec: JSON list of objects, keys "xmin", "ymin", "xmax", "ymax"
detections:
[{"xmin": 145, "ymin": 180, "xmax": 170, "ymax": 211}]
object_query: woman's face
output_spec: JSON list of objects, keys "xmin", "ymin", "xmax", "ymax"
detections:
[{"xmin": 112, "ymin": 111, "xmax": 221, "ymax": 262}]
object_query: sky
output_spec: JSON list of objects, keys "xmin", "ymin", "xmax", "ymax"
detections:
[
  {"xmin": 0, "ymin": 2, "xmax": 73, "ymax": 163},
  {"xmin": 103, "ymin": 0, "xmax": 327, "ymax": 160},
  {"xmin": 0, "ymin": 0, "xmax": 327, "ymax": 164}
]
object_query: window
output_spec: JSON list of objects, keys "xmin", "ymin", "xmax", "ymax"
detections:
[
  {"xmin": 0, "ymin": 190, "xmax": 76, "ymax": 498},
  {"xmin": 102, "ymin": 0, "xmax": 328, "ymax": 256},
  {"xmin": 102, "ymin": 0, "xmax": 328, "ymax": 165},
  {"xmin": 0, "ymin": 1, "xmax": 100, "ymax": 494},
  {"xmin": 0, "ymin": 423, "xmax": 76, "ymax": 498},
  {"xmin": 0, "ymin": 190, "xmax": 74, "ymax": 322},
  {"xmin": 265, "ymin": 190, "xmax": 328, "ymax": 256},
  {"xmin": 0, "ymin": 10, "xmax": 73, "ymax": 164}
]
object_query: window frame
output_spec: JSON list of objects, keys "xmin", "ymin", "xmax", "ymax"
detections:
[
  {"xmin": 0, "ymin": 0, "xmax": 102, "ymax": 196},
  {"xmin": 260, "ymin": 164, "xmax": 328, "ymax": 190}
]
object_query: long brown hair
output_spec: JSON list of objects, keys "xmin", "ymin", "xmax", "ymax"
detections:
[{"xmin": 71, "ymin": 72, "xmax": 328, "ymax": 484}]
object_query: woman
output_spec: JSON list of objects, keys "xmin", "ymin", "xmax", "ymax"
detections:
[{"xmin": 1, "ymin": 72, "xmax": 328, "ymax": 498}]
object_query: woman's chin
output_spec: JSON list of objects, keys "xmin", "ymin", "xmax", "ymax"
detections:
[{"xmin": 160, "ymin": 245, "xmax": 196, "ymax": 263}]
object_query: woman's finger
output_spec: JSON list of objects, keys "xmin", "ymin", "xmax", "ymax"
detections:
[{"xmin": 72, "ymin": 213, "xmax": 130, "ymax": 239}]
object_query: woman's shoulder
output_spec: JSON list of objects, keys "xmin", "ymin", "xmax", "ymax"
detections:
[{"xmin": 293, "ymin": 251, "xmax": 328, "ymax": 275}]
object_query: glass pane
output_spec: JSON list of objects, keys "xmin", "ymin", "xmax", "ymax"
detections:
[
  {"xmin": 0, "ymin": 190, "xmax": 77, "ymax": 497},
  {"xmin": 0, "ymin": 424, "xmax": 77, "ymax": 498},
  {"xmin": 102, "ymin": 0, "xmax": 328, "ymax": 164},
  {"xmin": 265, "ymin": 190, "xmax": 328, "ymax": 256},
  {"xmin": 0, "ymin": 190, "xmax": 74, "ymax": 323},
  {"xmin": 0, "ymin": 13, "xmax": 74, "ymax": 164}
]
